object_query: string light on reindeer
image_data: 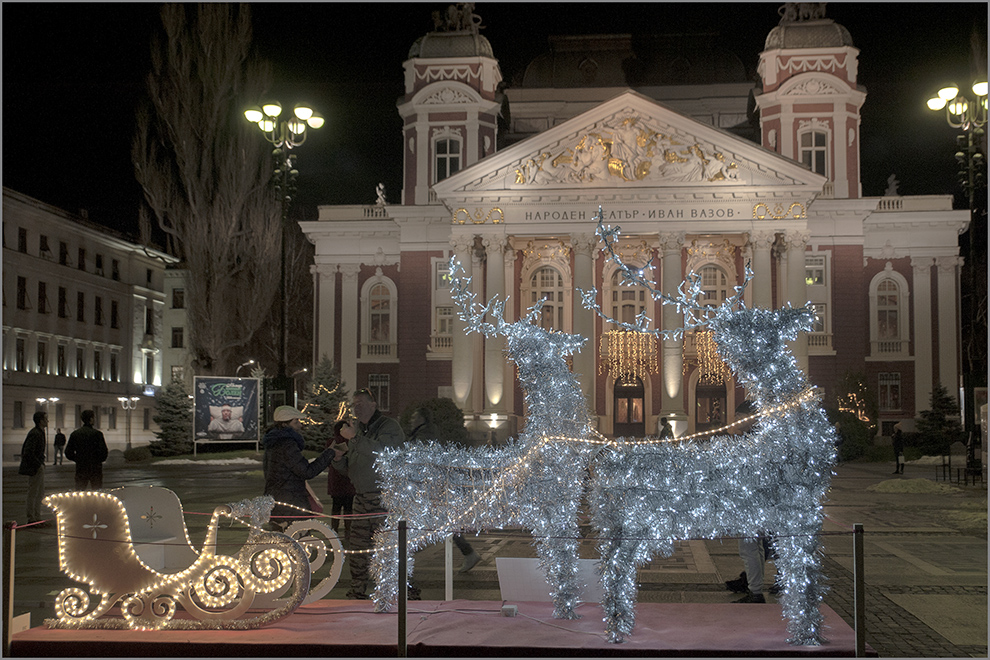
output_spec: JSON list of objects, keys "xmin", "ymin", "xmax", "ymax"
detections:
[{"xmin": 578, "ymin": 207, "xmax": 837, "ymax": 646}]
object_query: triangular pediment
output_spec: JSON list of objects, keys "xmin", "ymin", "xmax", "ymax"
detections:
[{"xmin": 433, "ymin": 89, "xmax": 825, "ymax": 199}]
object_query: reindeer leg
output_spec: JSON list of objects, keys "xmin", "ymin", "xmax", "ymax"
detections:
[
  {"xmin": 532, "ymin": 514, "xmax": 582, "ymax": 620},
  {"xmin": 773, "ymin": 531, "xmax": 828, "ymax": 645},
  {"xmin": 597, "ymin": 529, "xmax": 642, "ymax": 643}
]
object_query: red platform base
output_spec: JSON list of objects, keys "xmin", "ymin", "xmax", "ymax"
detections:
[{"xmin": 10, "ymin": 600, "xmax": 875, "ymax": 657}]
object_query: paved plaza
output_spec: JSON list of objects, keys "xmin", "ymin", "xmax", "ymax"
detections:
[{"xmin": 3, "ymin": 456, "xmax": 986, "ymax": 657}]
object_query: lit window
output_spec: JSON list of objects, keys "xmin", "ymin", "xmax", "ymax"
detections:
[
  {"xmin": 530, "ymin": 267, "xmax": 565, "ymax": 331},
  {"xmin": 699, "ymin": 265, "xmax": 729, "ymax": 304},
  {"xmin": 805, "ymin": 256, "xmax": 826, "ymax": 286},
  {"xmin": 610, "ymin": 270, "xmax": 649, "ymax": 326},
  {"xmin": 435, "ymin": 262, "xmax": 451, "ymax": 290},
  {"xmin": 435, "ymin": 138, "xmax": 461, "ymax": 182},
  {"xmin": 799, "ymin": 130, "xmax": 828, "ymax": 175}
]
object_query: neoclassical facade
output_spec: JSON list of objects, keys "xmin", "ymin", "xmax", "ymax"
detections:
[{"xmin": 301, "ymin": 7, "xmax": 968, "ymax": 440}]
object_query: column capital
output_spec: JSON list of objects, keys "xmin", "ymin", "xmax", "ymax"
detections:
[
  {"xmin": 749, "ymin": 230, "xmax": 777, "ymax": 250},
  {"xmin": 313, "ymin": 263, "xmax": 339, "ymax": 278},
  {"xmin": 910, "ymin": 257, "xmax": 934, "ymax": 274},
  {"xmin": 570, "ymin": 232, "xmax": 599, "ymax": 257},
  {"xmin": 482, "ymin": 235, "xmax": 508, "ymax": 256},
  {"xmin": 450, "ymin": 233, "xmax": 475, "ymax": 253},
  {"xmin": 784, "ymin": 230, "xmax": 811, "ymax": 250},
  {"xmin": 658, "ymin": 232, "xmax": 685, "ymax": 253},
  {"xmin": 339, "ymin": 263, "xmax": 362, "ymax": 282},
  {"xmin": 936, "ymin": 255, "xmax": 964, "ymax": 273}
]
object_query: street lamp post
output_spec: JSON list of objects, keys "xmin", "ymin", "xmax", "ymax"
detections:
[
  {"xmin": 118, "ymin": 396, "xmax": 139, "ymax": 451},
  {"xmin": 236, "ymin": 359, "xmax": 256, "ymax": 377},
  {"xmin": 243, "ymin": 102, "xmax": 323, "ymax": 415},
  {"xmin": 927, "ymin": 80, "xmax": 988, "ymax": 474},
  {"xmin": 291, "ymin": 367, "xmax": 309, "ymax": 408}
]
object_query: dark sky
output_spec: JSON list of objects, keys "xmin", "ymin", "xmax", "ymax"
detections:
[{"xmin": 3, "ymin": 3, "xmax": 987, "ymax": 239}]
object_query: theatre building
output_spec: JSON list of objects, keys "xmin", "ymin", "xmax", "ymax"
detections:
[{"xmin": 301, "ymin": 6, "xmax": 969, "ymax": 440}]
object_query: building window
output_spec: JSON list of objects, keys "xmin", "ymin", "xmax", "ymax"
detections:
[
  {"xmin": 146, "ymin": 269, "xmax": 152, "ymax": 285},
  {"xmin": 59, "ymin": 241, "xmax": 69, "ymax": 266},
  {"xmin": 145, "ymin": 354, "xmax": 155, "ymax": 384},
  {"xmin": 143, "ymin": 408, "xmax": 151, "ymax": 430},
  {"xmin": 111, "ymin": 300, "xmax": 119, "ymax": 328},
  {"xmin": 37, "ymin": 340, "xmax": 48, "ymax": 374},
  {"xmin": 95, "ymin": 297, "xmax": 103, "ymax": 325},
  {"xmin": 78, "ymin": 247, "xmax": 86, "ymax": 271},
  {"xmin": 434, "ymin": 138, "xmax": 461, "ymax": 182},
  {"xmin": 369, "ymin": 374, "xmax": 391, "ymax": 411},
  {"xmin": 699, "ymin": 265, "xmax": 730, "ymax": 304},
  {"xmin": 38, "ymin": 281, "xmax": 49, "ymax": 313},
  {"xmin": 799, "ymin": 130, "xmax": 828, "ymax": 175},
  {"xmin": 609, "ymin": 270, "xmax": 649, "ymax": 326},
  {"xmin": 172, "ymin": 288, "xmax": 185, "ymax": 308},
  {"xmin": 39, "ymin": 234, "xmax": 52, "ymax": 259},
  {"xmin": 77, "ymin": 291, "xmax": 85, "ymax": 322},
  {"xmin": 110, "ymin": 352, "xmax": 118, "ymax": 381},
  {"xmin": 76, "ymin": 348, "xmax": 85, "ymax": 378},
  {"xmin": 879, "ymin": 372, "xmax": 901, "ymax": 411},
  {"xmin": 16, "ymin": 276, "xmax": 27, "ymax": 309},
  {"xmin": 876, "ymin": 279, "xmax": 899, "ymax": 340},
  {"xmin": 75, "ymin": 405, "xmax": 83, "ymax": 428},
  {"xmin": 13, "ymin": 401, "xmax": 24, "ymax": 429},
  {"xmin": 436, "ymin": 306, "xmax": 453, "ymax": 337},
  {"xmin": 94, "ymin": 350, "xmax": 102, "ymax": 380},
  {"xmin": 17, "ymin": 227, "xmax": 27, "ymax": 253},
  {"xmin": 435, "ymin": 262, "xmax": 451, "ymax": 290},
  {"xmin": 805, "ymin": 255, "xmax": 826, "ymax": 286},
  {"xmin": 95, "ymin": 254, "xmax": 104, "ymax": 275},
  {"xmin": 369, "ymin": 284, "xmax": 391, "ymax": 343},
  {"xmin": 171, "ymin": 365, "xmax": 185, "ymax": 383},
  {"xmin": 145, "ymin": 307, "xmax": 153, "ymax": 335},
  {"xmin": 108, "ymin": 407, "xmax": 117, "ymax": 430},
  {"xmin": 112, "ymin": 259, "xmax": 120, "ymax": 281},
  {"xmin": 55, "ymin": 402, "xmax": 65, "ymax": 429},
  {"xmin": 171, "ymin": 326, "xmax": 184, "ymax": 348},
  {"xmin": 810, "ymin": 303, "xmax": 827, "ymax": 333},
  {"xmin": 57, "ymin": 344, "xmax": 67, "ymax": 376},
  {"xmin": 15, "ymin": 338, "xmax": 25, "ymax": 372},
  {"xmin": 530, "ymin": 266, "xmax": 565, "ymax": 331},
  {"xmin": 58, "ymin": 287, "xmax": 68, "ymax": 317}
]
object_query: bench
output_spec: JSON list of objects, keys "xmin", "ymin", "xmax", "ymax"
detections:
[{"xmin": 110, "ymin": 485, "xmax": 200, "ymax": 573}]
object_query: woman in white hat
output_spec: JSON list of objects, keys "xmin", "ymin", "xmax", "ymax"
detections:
[{"xmin": 263, "ymin": 405, "xmax": 335, "ymax": 529}]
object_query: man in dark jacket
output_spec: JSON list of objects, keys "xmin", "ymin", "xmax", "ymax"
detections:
[
  {"xmin": 65, "ymin": 410, "xmax": 109, "ymax": 490},
  {"xmin": 19, "ymin": 411, "xmax": 48, "ymax": 523},
  {"xmin": 263, "ymin": 405, "xmax": 336, "ymax": 528}
]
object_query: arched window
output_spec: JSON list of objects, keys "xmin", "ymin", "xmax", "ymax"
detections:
[
  {"xmin": 699, "ymin": 265, "xmax": 729, "ymax": 304},
  {"xmin": 369, "ymin": 283, "xmax": 391, "ymax": 343},
  {"xmin": 530, "ymin": 266, "xmax": 565, "ymax": 331},
  {"xmin": 360, "ymin": 275, "xmax": 399, "ymax": 361},
  {"xmin": 869, "ymin": 268, "xmax": 910, "ymax": 357},
  {"xmin": 799, "ymin": 130, "xmax": 828, "ymax": 176},
  {"xmin": 609, "ymin": 270, "xmax": 650, "ymax": 326},
  {"xmin": 435, "ymin": 138, "xmax": 461, "ymax": 182}
]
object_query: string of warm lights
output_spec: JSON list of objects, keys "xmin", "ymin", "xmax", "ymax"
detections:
[{"xmin": 599, "ymin": 330, "xmax": 658, "ymax": 382}]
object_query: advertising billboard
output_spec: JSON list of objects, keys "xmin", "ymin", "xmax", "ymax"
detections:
[{"xmin": 194, "ymin": 377, "xmax": 260, "ymax": 444}]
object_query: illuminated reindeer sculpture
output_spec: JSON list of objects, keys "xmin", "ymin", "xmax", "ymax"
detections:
[
  {"xmin": 581, "ymin": 213, "xmax": 837, "ymax": 645},
  {"xmin": 370, "ymin": 257, "xmax": 597, "ymax": 619}
]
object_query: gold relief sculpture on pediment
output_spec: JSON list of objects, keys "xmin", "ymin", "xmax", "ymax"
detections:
[
  {"xmin": 686, "ymin": 238, "xmax": 736, "ymax": 261},
  {"xmin": 752, "ymin": 202, "xmax": 806, "ymax": 220},
  {"xmin": 521, "ymin": 239, "xmax": 570, "ymax": 261},
  {"xmin": 452, "ymin": 207, "xmax": 504, "ymax": 224},
  {"xmin": 512, "ymin": 114, "xmax": 739, "ymax": 186}
]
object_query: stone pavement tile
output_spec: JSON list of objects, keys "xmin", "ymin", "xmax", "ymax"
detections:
[{"xmin": 884, "ymin": 594, "xmax": 988, "ymax": 647}]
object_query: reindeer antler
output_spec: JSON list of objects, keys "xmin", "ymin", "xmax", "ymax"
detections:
[
  {"xmin": 448, "ymin": 256, "xmax": 509, "ymax": 338},
  {"xmin": 578, "ymin": 206, "xmax": 753, "ymax": 340}
]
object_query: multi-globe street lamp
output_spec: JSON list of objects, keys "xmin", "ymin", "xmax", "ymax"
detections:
[
  {"xmin": 927, "ymin": 80, "xmax": 988, "ymax": 474},
  {"xmin": 118, "ymin": 396, "xmax": 139, "ymax": 451},
  {"xmin": 243, "ymin": 101, "xmax": 323, "ymax": 416}
]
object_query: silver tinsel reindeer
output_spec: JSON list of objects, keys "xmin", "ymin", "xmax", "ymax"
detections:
[
  {"xmin": 582, "ymin": 209, "xmax": 837, "ymax": 645},
  {"xmin": 370, "ymin": 257, "xmax": 597, "ymax": 619}
]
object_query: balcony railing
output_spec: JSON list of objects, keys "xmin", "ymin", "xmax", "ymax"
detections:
[
  {"xmin": 807, "ymin": 332, "xmax": 832, "ymax": 353},
  {"xmin": 361, "ymin": 342, "xmax": 395, "ymax": 359},
  {"xmin": 429, "ymin": 334, "xmax": 453, "ymax": 353},
  {"xmin": 871, "ymin": 339, "xmax": 909, "ymax": 357}
]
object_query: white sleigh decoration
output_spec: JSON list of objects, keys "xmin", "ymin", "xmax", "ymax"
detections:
[{"xmin": 43, "ymin": 487, "xmax": 315, "ymax": 630}]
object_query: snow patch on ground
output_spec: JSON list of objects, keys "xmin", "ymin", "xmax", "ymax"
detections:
[
  {"xmin": 155, "ymin": 457, "xmax": 261, "ymax": 466},
  {"xmin": 866, "ymin": 478, "xmax": 963, "ymax": 494}
]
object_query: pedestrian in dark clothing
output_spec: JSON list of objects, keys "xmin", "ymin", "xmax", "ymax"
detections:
[
  {"xmin": 19, "ymin": 411, "xmax": 48, "ymax": 523},
  {"xmin": 65, "ymin": 410, "xmax": 109, "ymax": 490},
  {"xmin": 327, "ymin": 419, "xmax": 356, "ymax": 542},
  {"xmin": 408, "ymin": 407, "xmax": 481, "ymax": 573},
  {"xmin": 892, "ymin": 424, "xmax": 905, "ymax": 474},
  {"xmin": 264, "ymin": 405, "xmax": 336, "ymax": 529},
  {"xmin": 53, "ymin": 428, "xmax": 66, "ymax": 465}
]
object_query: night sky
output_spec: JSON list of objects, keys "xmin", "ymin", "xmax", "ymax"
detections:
[{"xmin": 3, "ymin": 3, "xmax": 986, "ymax": 240}]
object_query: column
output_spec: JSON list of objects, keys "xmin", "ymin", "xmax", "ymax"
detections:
[
  {"xmin": 312, "ymin": 264, "xmax": 337, "ymax": 367},
  {"xmin": 571, "ymin": 233, "xmax": 598, "ymax": 406},
  {"xmin": 750, "ymin": 230, "xmax": 776, "ymax": 309},
  {"xmin": 785, "ymin": 230, "xmax": 810, "ymax": 373},
  {"xmin": 936, "ymin": 256, "xmax": 963, "ymax": 393},
  {"xmin": 659, "ymin": 232, "xmax": 686, "ymax": 426},
  {"xmin": 502, "ymin": 247, "xmax": 518, "ymax": 417},
  {"xmin": 339, "ymin": 264, "xmax": 362, "ymax": 393},
  {"xmin": 450, "ymin": 234, "xmax": 475, "ymax": 411},
  {"xmin": 483, "ymin": 235, "xmax": 507, "ymax": 410},
  {"xmin": 911, "ymin": 257, "xmax": 934, "ymax": 411}
]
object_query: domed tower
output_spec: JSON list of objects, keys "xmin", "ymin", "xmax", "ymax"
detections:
[
  {"xmin": 755, "ymin": 3, "xmax": 865, "ymax": 198},
  {"xmin": 398, "ymin": 4, "xmax": 503, "ymax": 205}
]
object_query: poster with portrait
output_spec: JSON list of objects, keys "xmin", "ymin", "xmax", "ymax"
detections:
[{"xmin": 194, "ymin": 377, "xmax": 260, "ymax": 443}]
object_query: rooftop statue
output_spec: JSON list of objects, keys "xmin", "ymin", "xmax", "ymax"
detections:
[
  {"xmin": 432, "ymin": 3, "xmax": 483, "ymax": 33},
  {"xmin": 778, "ymin": 2, "xmax": 827, "ymax": 24}
]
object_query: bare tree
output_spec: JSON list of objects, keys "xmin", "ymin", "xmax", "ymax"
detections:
[{"xmin": 132, "ymin": 3, "xmax": 280, "ymax": 376}]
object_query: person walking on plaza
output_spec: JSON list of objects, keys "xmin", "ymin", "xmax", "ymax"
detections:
[
  {"xmin": 263, "ymin": 405, "xmax": 336, "ymax": 530},
  {"xmin": 65, "ymin": 410, "xmax": 109, "ymax": 490},
  {"xmin": 658, "ymin": 416, "xmax": 674, "ymax": 440},
  {"xmin": 53, "ymin": 427, "xmax": 66, "ymax": 465},
  {"xmin": 326, "ymin": 419, "xmax": 357, "ymax": 543},
  {"xmin": 892, "ymin": 423, "xmax": 905, "ymax": 474},
  {"xmin": 331, "ymin": 388, "xmax": 407, "ymax": 599},
  {"xmin": 19, "ymin": 411, "xmax": 49, "ymax": 524},
  {"xmin": 408, "ymin": 407, "xmax": 481, "ymax": 573}
]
